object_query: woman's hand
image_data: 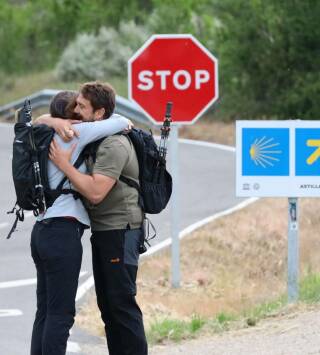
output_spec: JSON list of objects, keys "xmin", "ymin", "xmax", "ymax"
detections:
[
  {"xmin": 35, "ymin": 115, "xmax": 81, "ymax": 142},
  {"xmin": 123, "ymin": 119, "xmax": 134, "ymax": 134},
  {"xmin": 52, "ymin": 119, "xmax": 81, "ymax": 142},
  {"xmin": 49, "ymin": 139, "xmax": 77, "ymax": 172}
]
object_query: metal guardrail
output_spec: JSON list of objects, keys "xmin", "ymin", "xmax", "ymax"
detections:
[{"xmin": 0, "ymin": 89, "xmax": 150, "ymax": 125}]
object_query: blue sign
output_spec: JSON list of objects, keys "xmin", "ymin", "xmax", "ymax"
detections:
[
  {"xmin": 242, "ymin": 128, "xmax": 289, "ymax": 176},
  {"xmin": 295, "ymin": 128, "xmax": 320, "ymax": 176}
]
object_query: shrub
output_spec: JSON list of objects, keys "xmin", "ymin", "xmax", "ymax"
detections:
[{"xmin": 56, "ymin": 21, "xmax": 150, "ymax": 81}]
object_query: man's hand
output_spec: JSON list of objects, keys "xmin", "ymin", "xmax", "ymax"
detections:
[
  {"xmin": 49, "ymin": 139, "xmax": 76, "ymax": 172},
  {"xmin": 35, "ymin": 114, "xmax": 81, "ymax": 142}
]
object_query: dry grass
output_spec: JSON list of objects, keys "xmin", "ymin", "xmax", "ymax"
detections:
[
  {"xmin": 179, "ymin": 119, "xmax": 235, "ymax": 146},
  {"xmin": 75, "ymin": 197, "xmax": 320, "ymax": 336}
]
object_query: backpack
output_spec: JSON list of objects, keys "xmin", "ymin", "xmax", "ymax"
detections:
[
  {"xmin": 7, "ymin": 101, "xmax": 83, "ymax": 239},
  {"xmin": 84, "ymin": 128, "xmax": 172, "ymax": 215}
]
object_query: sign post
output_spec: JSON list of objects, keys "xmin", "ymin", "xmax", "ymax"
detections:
[
  {"xmin": 288, "ymin": 197, "xmax": 299, "ymax": 302},
  {"xmin": 169, "ymin": 124, "xmax": 181, "ymax": 287},
  {"xmin": 236, "ymin": 120, "xmax": 320, "ymax": 302},
  {"xmin": 129, "ymin": 34, "xmax": 219, "ymax": 287}
]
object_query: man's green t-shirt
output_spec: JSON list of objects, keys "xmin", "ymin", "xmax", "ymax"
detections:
[{"xmin": 85, "ymin": 135, "xmax": 143, "ymax": 231}]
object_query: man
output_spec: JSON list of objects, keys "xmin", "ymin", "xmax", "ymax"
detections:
[{"xmin": 50, "ymin": 81, "xmax": 148, "ymax": 355}]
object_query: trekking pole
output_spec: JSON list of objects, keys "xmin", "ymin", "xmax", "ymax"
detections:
[
  {"xmin": 159, "ymin": 101, "xmax": 173, "ymax": 161},
  {"xmin": 23, "ymin": 100, "xmax": 47, "ymax": 213}
]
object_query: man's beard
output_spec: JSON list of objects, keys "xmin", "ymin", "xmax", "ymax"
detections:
[{"xmin": 72, "ymin": 112, "xmax": 95, "ymax": 122}]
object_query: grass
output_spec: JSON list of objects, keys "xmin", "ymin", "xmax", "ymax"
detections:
[
  {"xmin": 299, "ymin": 273, "xmax": 320, "ymax": 303},
  {"xmin": 147, "ymin": 314, "xmax": 206, "ymax": 344},
  {"xmin": 146, "ymin": 271, "xmax": 320, "ymax": 345}
]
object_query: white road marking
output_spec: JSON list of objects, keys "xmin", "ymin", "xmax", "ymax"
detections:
[
  {"xmin": 67, "ymin": 341, "xmax": 81, "ymax": 353},
  {"xmin": 0, "ymin": 271, "xmax": 88, "ymax": 289},
  {"xmin": 76, "ymin": 275, "xmax": 94, "ymax": 302},
  {"xmin": 0, "ymin": 309, "xmax": 23, "ymax": 317},
  {"xmin": 179, "ymin": 137, "xmax": 235, "ymax": 152}
]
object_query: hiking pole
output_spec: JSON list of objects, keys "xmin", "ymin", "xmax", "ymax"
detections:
[
  {"xmin": 23, "ymin": 100, "xmax": 47, "ymax": 214},
  {"xmin": 154, "ymin": 102, "xmax": 172, "ymax": 184},
  {"xmin": 159, "ymin": 101, "xmax": 173, "ymax": 161}
]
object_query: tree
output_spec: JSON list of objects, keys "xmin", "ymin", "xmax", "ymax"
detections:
[{"xmin": 213, "ymin": 0, "xmax": 320, "ymax": 119}]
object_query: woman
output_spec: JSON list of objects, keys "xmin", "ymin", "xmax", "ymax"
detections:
[{"xmin": 30, "ymin": 90, "xmax": 130, "ymax": 355}]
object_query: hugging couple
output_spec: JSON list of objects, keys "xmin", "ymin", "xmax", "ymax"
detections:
[{"xmin": 30, "ymin": 81, "xmax": 148, "ymax": 355}]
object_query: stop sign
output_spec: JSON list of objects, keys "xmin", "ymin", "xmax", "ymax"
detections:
[{"xmin": 128, "ymin": 34, "xmax": 218, "ymax": 125}]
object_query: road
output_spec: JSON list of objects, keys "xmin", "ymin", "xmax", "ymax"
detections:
[{"xmin": 0, "ymin": 122, "xmax": 243, "ymax": 354}]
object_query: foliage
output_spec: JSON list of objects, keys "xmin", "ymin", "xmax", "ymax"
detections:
[
  {"xmin": 55, "ymin": 21, "xmax": 150, "ymax": 81},
  {"xmin": 213, "ymin": 0, "xmax": 320, "ymax": 119},
  {"xmin": 0, "ymin": 0, "xmax": 319, "ymax": 119},
  {"xmin": 0, "ymin": 0, "xmax": 152, "ymax": 73}
]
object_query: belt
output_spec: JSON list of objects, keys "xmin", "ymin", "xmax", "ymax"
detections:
[{"xmin": 39, "ymin": 217, "xmax": 79, "ymax": 225}]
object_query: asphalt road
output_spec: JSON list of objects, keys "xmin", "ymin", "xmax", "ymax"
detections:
[{"xmin": 0, "ymin": 122, "xmax": 243, "ymax": 354}]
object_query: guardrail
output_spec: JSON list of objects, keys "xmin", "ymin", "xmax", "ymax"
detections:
[{"xmin": 0, "ymin": 89, "xmax": 150, "ymax": 125}]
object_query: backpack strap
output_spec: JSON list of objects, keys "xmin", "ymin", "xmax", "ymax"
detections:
[
  {"xmin": 6, "ymin": 204, "xmax": 24, "ymax": 239},
  {"xmin": 45, "ymin": 151, "xmax": 86, "ymax": 206},
  {"xmin": 119, "ymin": 175, "xmax": 144, "ymax": 210}
]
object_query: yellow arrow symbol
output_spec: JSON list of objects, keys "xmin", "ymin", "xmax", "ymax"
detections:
[{"xmin": 306, "ymin": 139, "xmax": 320, "ymax": 165}]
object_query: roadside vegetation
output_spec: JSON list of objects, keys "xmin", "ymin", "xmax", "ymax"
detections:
[
  {"xmin": 0, "ymin": 0, "xmax": 319, "ymax": 120},
  {"xmin": 76, "ymin": 197, "xmax": 320, "ymax": 346}
]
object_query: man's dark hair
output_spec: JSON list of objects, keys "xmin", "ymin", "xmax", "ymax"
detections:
[
  {"xmin": 80, "ymin": 81, "xmax": 116, "ymax": 119},
  {"xmin": 50, "ymin": 91, "xmax": 77, "ymax": 119}
]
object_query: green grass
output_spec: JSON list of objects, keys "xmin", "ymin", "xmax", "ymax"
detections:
[
  {"xmin": 147, "ymin": 314, "xmax": 206, "ymax": 344},
  {"xmin": 147, "ymin": 273, "xmax": 320, "ymax": 345},
  {"xmin": 299, "ymin": 273, "xmax": 320, "ymax": 303},
  {"xmin": 243, "ymin": 296, "xmax": 286, "ymax": 321},
  {"xmin": 0, "ymin": 70, "xmax": 128, "ymax": 106}
]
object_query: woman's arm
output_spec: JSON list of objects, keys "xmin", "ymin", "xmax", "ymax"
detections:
[{"xmin": 74, "ymin": 115, "xmax": 132, "ymax": 149}]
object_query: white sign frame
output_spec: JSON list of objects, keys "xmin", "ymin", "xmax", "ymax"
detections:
[{"xmin": 236, "ymin": 120, "xmax": 320, "ymax": 197}]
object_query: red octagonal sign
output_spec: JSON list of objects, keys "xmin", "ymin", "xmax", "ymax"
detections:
[{"xmin": 128, "ymin": 34, "xmax": 218, "ymax": 125}]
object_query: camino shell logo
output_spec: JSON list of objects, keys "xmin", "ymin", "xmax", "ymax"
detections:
[{"xmin": 249, "ymin": 137, "xmax": 282, "ymax": 168}]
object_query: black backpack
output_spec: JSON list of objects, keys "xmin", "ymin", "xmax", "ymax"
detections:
[
  {"xmin": 84, "ymin": 128, "xmax": 172, "ymax": 215},
  {"xmin": 7, "ymin": 101, "xmax": 83, "ymax": 239}
]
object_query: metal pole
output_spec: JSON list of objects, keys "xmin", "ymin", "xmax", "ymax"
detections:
[
  {"xmin": 288, "ymin": 197, "xmax": 299, "ymax": 302},
  {"xmin": 169, "ymin": 125, "xmax": 180, "ymax": 288}
]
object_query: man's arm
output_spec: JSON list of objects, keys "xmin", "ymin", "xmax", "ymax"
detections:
[
  {"xmin": 49, "ymin": 139, "xmax": 115, "ymax": 204},
  {"xmin": 58, "ymin": 164, "xmax": 115, "ymax": 205}
]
